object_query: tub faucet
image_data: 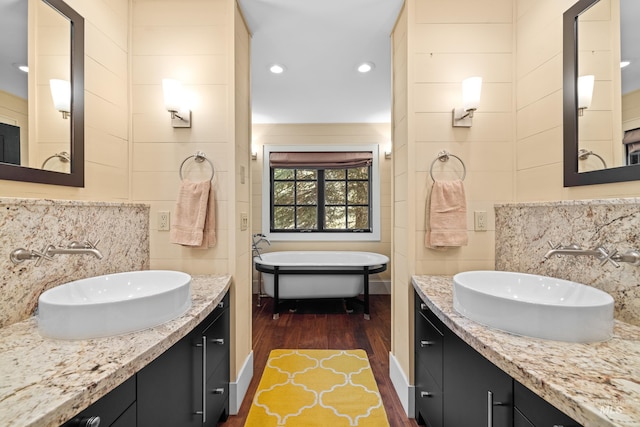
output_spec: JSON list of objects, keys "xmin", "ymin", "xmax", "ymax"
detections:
[{"xmin": 252, "ymin": 233, "xmax": 271, "ymax": 259}]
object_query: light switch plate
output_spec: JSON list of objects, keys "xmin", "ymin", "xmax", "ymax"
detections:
[{"xmin": 240, "ymin": 212, "xmax": 248, "ymax": 231}]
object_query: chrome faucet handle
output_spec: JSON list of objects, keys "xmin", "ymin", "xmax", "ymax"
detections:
[
  {"xmin": 597, "ymin": 246, "xmax": 621, "ymax": 268},
  {"xmin": 69, "ymin": 239, "xmax": 100, "ymax": 249},
  {"xmin": 547, "ymin": 241, "xmax": 561, "ymax": 249},
  {"xmin": 33, "ymin": 245, "xmax": 55, "ymax": 266}
]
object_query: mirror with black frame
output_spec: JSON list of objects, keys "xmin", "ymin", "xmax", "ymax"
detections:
[
  {"xmin": 564, "ymin": 0, "xmax": 640, "ymax": 186},
  {"xmin": 0, "ymin": 0, "xmax": 84, "ymax": 187}
]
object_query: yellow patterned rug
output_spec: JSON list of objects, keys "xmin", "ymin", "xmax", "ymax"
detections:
[{"xmin": 245, "ymin": 349, "xmax": 390, "ymax": 426}]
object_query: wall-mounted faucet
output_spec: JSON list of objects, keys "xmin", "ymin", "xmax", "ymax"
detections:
[
  {"xmin": 10, "ymin": 240, "xmax": 103, "ymax": 266},
  {"xmin": 543, "ymin": 241, "xmax": 640, "ymax": 268},
  {"xmin": 252, "ymin": 233, "xmax": 270, "ymax": 260}
]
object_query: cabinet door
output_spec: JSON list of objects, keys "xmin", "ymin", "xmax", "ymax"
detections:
[
  {"xmin": 137, "ymin": 327, "xmax": 202, "ymax": 427},
  {"xmin": 444, "ymin": 332, "xmax": 512, "ymax": 427},
  {"xmin": 514, "ymin": 381, "xmax": 582, "ymax": 427},
  {"xmin": 514, "ymin": 408, "xmax": 535, "ymax": 427},
  {"xmin": 62, "ymin": 376, "xmax": 136, "ymax": 427}
]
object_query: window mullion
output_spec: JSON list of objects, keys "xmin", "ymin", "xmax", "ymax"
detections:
[{"xmin": 317, "ymin": 169, "xmax": 325, "ymax": 231}]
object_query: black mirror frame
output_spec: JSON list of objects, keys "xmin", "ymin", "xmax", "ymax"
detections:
[
  {"xmin": 563, "ymin": 0, "xmax": 640, "ymax": 187},
  {"xmin": 0, "ymin": 0, "xmax": 84, "ymax": 187}
]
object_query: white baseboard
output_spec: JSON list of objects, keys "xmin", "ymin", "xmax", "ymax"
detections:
[
  {"xmin": 229, "ymin": 351, "xmax": 253, "ymax": 415},
  {"xmin": 252, "ymin": 279, "xmax": 391, "ymax": 295},
  {"xmin": 389, "ymin": 351, "xmax": 414, "ymax": 418}
]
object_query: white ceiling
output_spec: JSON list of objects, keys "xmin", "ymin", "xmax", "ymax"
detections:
[{"xmin": 238, "ymin": 0, "xmax": 404, "ymax": 124}]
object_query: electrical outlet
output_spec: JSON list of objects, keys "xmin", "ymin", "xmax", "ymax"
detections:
[
  {"xmin": 474, "ymin": 211, "xmax": 487, "ymax": 231},
  {"xmin": 158, "ymin": 211, "xmax": 170, "ymax": 231}
]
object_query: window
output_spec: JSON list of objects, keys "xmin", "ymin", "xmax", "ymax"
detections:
[{"xmin": 262, "ymin": 145, "xmax": 381, "ymax": 241}]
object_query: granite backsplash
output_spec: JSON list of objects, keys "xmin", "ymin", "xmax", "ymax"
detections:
[
  {"xmin": 495, "ymin": 198, "xmax": 640, "ymax": 327},
  {"xmin": 0, "ymin": 198, "xmax": 150, "ymax": 328}
]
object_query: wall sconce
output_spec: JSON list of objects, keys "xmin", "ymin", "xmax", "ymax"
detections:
[
  {"xmin": 452, "ymin": 76, "xmax": 482, "ymax": 127},
  {"xmin": 251, "ymin": 144, "xmax": 258, "ymax": 160},
  {"xmin": 384, "ymin": 143, "xmax": 392, "ymax": 159},
  {"xmin": 162, "ymin": 78, "xmax": 191, "ymax": 128},
  {"xmin": 577, "ymin": 75, "xmax": 594, "ymax": 116},
  {"xmin": 49, "ymin": 79, "xmax": 70, "ymax": 119}
]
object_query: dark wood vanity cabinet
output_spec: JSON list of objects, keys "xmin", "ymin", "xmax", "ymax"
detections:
[
  {"xmin": 513, "ymin": 381, "xmax": 581, "ymax": 427},
  {"xmin": 414, "ymin": 291, "xmax": 581, "ymax": 427},
  {"xmin": 62, "ymin": 292, "xmax": 229, "ymax": 427},
  {"xmin": 138, "ymin": 292, "xmax": 230, "ymax": 427},
  {"xmin": 61, "ymin": 376, "xmax": 136, "ymax": 427}
]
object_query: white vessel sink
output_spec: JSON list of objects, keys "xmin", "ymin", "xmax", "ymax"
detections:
[
  {"xmin": 38, "ymin": 270, "xmax": 192, "ymax": 340},
  {"xmin": 453, "ymin": 271, "xmax": 614, "ymax": 342}
]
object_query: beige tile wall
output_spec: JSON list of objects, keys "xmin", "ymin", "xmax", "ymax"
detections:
[
  {"xmin": 250, "ymin": 123, "xmax": 392, "ymax": 277},
  {"xmin": 131, "ymin": 0, "xmax": 251, "ymax": 384},
  {"xmin": 391, "ymin": 0, "xmax": 411, "ymax": 384},
  {"xmin": 390, "ymin": 0, "xmax": 516, "ymax": 380},
  {"xmin": 1, "ymin": 0, "xmax": 130, "ymax": 200},
  {"xmin": 515, "ymin": 0, "xmax": 640, "ymax": 199}
]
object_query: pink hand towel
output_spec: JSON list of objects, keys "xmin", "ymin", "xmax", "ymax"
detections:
[
  {"xmin": 425, "ymin": 179, "xmax": 468, "ymax": 249},
  {"xmin": 170, "ymin": 180, "xmax": 216, "ymax": 248}
]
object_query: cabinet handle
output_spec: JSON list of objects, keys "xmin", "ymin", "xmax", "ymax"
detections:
[
  {"xmin": 218, "ymin": 301, "xmax": 225, "ymax": 309},
  {"xmin": 420, "ymin": 391, "xmax": 433, "ymax": 398},
  {"xmin": 487, "ymin": 390, "xmax": 506, "ymax": 427},
  {"xmin": 420, "ymin": 340, "xmax": 435, "ymax": 347},
  {"xmin": 420, "ymin": 303, "xmax": 427, "ymax": 310},
  {"xmin": 194, "ymin": 336, "xmax": 207, "ymax": 423},
  {"xmin": 212, "ymin": 388, "xmax": 225, "ymax": 394},
  {"xmin": 69, "ymin": 416, "xmax": 101, "ymax": 427},
  {"xmin": 211, "ymin": 338, "xmax": 225, "ymax": 345}
]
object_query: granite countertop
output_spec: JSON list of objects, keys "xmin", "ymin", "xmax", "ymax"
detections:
[
  {"xmin": 412, "ymin": 275, "xmax": 640, "ymax": 427},
  {"xmin": 0, "ymin": 275, "xmax": 232, "ymax": 427}
]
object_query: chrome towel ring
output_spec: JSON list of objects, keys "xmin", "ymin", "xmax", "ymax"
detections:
[
  {"xmin": 41, "ymin": 151, "xmax": 70, "ymax": 169},
  {"xmin": 429, "ymin": 150, "xmax": 466, "ymax": 181},
  {"xmin": 179, "ymin": 151, "xmax": 215, "ymax": 181}
]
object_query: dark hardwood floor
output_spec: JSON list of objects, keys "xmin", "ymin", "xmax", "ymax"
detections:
[{"xmin": 222, "ymin": 295, "xmax": 419, "ymax": 427}]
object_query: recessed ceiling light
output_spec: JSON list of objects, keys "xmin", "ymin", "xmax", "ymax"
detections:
[
  {"xmin": 269, "ymin": 64, "xmax": 286, "ymax": 74},
  {"xmin": 621, "ymin": 61, "xmax": 631, "ymax": 68},
  {"xmin": 13, "ymin": 63, "xmax": 28, "ymax": 73},
  {"xmin": 357, "ymin": 62, "xmax": 375, "ymax": 73}
]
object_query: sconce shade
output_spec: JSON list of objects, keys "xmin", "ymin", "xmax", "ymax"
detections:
[
  {"xmin": 453, "ymin": 76, "xmax": 482, "ymax": 127},
  {"xmin": 162, "ymin": 78, "xmax": 183, "ymax": 112},
  {"xmin": 578, "ymin": 75, "xmax": 594, "ymax": 110},
  {"xmin": 49, "ymin": 79, "xmax": 71, "ymax": 116},
  {"xmin": 462, "ymin": 76, "xmax": 482, "ymax": 112},
  {"xmin": 162, "ymin": 78, "xmax": 191, "ymax": 127}
]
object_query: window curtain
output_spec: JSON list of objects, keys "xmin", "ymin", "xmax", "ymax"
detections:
[
  {"xmin": 623, "ymin": 128, "xmax": 640, "ymax": 154},
  {"xmin": 269, "ymin": 151, "xmax": 373, "ymax": 169}
]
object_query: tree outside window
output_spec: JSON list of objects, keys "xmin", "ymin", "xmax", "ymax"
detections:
[{"xmin": 271, "ymin": 166, "xmax": 371, "ymax": 233}]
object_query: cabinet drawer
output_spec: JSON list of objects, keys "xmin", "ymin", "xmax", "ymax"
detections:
[
  {"xmin": 415, "ymin": 367, "xmax": 443, "ymax": 427},
  {"xmin": 204, "ymin": 359, "xmax": 230, "ymax": 426},
  {"xmin": 201, "ymin": 311, "xmax": 229, "ymax": 377},
  {"xmin": 514, "ymin": 381, "xmax": 581, "ymax": 427},
  {"xmin": 416, "ymin": 311, "xmax": 444, "ymax": 389},
  {"xmin": 62, "ymin": 376, "xmax": 136, "ymax": 427}
]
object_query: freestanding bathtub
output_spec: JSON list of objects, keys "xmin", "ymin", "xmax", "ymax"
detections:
[{"xmin": 254, "ymin": 251, "xmax": 389, "ymax": 319}]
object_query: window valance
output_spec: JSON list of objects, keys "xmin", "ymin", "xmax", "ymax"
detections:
[
  {"xmin": 269, "ymin": 151, "xmax": 373, "ymax": 169},
  {"xmin": 623, "ymin": 128, "xmax": 640, "ymax": 145}
]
